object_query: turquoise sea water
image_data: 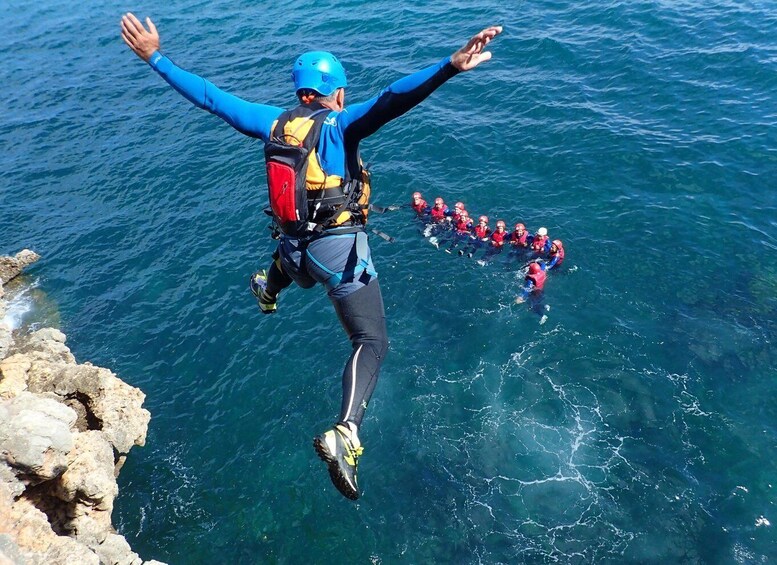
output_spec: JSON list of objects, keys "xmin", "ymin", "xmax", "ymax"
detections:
[{"xmin": 3, "ymin": 0, "xmax": 776, "ymax": 562}]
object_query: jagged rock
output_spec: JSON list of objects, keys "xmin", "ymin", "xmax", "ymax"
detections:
[
  {"xmin": 0, "ymin": 461, "xmax": 24, "ymax": 499},
  {"xmin": 51, "ymin": 432, "xmax": 117, "ymax": 547},
  {"xmin": 0, "ymin": 250, "xmax": 41, "ymax": 285},
  {"xmin": 0, "ymin": 481, "xmax": 99, "ymax": 565},
  {"xmin": 26, "ymin": 363, "xmax": 149, "ymax": 456},
  {"xmin": 0, "ymin": 393, "xmax": 76, "ymax": 485},
  {"xmin": 95, "ymin": 534, "xmax": 143, "ymax": 565},
  {"xmin": 12, "ymin": 328, "xmax": 75, "ymax": 365},
  {"xmin": 17, "ymin": 329, "xmax": 150, "ymax": 455},
  {"xmin": 0, "ymin": 354, "xmax": 31, "ymax": 400}
]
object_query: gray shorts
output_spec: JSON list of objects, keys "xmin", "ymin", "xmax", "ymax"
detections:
[{"xmin": 277, "ymin": 230, "xmax": 378, "ymax": 300}]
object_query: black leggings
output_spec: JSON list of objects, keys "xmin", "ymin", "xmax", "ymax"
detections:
[
  {"xmin": 332, "ymin": 278, "xmax": 389, "ymax": 427},
  {"xmin": 265, "ymin": 254, "xmax": 389, "ymax": 428}
]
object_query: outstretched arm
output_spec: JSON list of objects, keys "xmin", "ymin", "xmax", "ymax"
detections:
[
  {"xmin": 120, "ymin": 13, "xmax": 281, "ymax": 140},
  {"xmin": 341, "ymin": 25, "xmax": 503, "ymax": 140},
  {"xmin": 515, "ymin": 279, "xmax": 534, "ymax": 304}
]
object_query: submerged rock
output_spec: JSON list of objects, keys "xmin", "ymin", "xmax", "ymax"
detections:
[{"xmin": 0, "ymin": 251, "xmax": 165, "ymax": 565}]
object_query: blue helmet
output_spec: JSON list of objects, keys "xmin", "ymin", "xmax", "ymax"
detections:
[{"xmin": 292, "ymin": 51, "xmax": 347, "ymax": 96}]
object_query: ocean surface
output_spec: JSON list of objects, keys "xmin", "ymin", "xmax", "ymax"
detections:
[{"xmin": 3, "ymin": 0, "xmax": 776, "ymax": 563}]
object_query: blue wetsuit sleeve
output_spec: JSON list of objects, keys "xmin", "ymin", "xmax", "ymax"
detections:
[
  {"xmin": 519, "ymin": 279, "xmax": 534, "ymax": 300},
  {"xmin": 339, "ymin": 57, "xmax": 460, "ymax": 141},
  {"xmin": 148, "ymin": 51, "xmax": 282, "ymax": 140},
  {"xmin": 546, "ymin": 256, "xmax": 559, "ymax": 270}
]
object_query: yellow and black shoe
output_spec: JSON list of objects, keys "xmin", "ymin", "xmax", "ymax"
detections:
[
  {"xmin": 249, "ymin": 270, "xmax": 277, "ymax": 314},
  {"xmin": 313, "ymin": 422, "xmax": 363, "ymax": 500}
]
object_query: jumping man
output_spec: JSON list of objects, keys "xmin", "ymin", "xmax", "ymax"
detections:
[{"xmin": 121, "ymin": 13, "xmax": 502, "ymax": 500}]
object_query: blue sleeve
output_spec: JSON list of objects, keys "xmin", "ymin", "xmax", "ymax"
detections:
[
  {"xmin": 546, "ymin": 256, "xmax": 559, "ymax": 270},
  {"xmin": 519, "ymin": 279, "xmax": 534, "ymax": 300},
  {"xmin": 148, "ymin": 51, "xmax": 283, "ymax": 141},
  {"xmin": 338, "ymin": 57, "xmax": 460, "ymax": 141}
]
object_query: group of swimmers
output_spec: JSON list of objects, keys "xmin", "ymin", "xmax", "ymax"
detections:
[{"xmin": 411, "ymin": 191, "xmax": 566, "ymax": 321}]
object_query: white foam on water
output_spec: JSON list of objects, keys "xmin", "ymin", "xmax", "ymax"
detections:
[{"xmin": 2, "ymin": 278, "xmax": 39, "ymax": 331}]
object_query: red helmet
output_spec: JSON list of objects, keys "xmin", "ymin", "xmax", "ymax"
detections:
[
  {"xmin": 528, "ymin": 262, "xmax": 542, "ymax": 274},
  {"xmin": 412, "ymin": 191, "xmax": 422, "ymax": 199},
  {"xmin": 552, "ymin": 239, "xmax": 563, "ymax": 249},
  {"xmin": 479, "ymin": 215, "xmax": 488, "ymax": 224},
  {"xmin": 434, "ymin": 197, "xmax": 444, "ymax": 206},
  {"xmin": 514, "ymin": 223, "xmax": 525, "ymax": 231},
  {"xmin": 454, "ymin": 201, "xmax": 464, "ymax": 210},
  {"xmin": 496, "ymin": 220, "xmax": 506, "ymax": 229}
]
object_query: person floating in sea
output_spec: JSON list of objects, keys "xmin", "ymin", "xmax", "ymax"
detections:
[
  {"xmin": 515, "ymin": 261, "xmax": 550, "ymax": 324},
  {"xmin": 545, "ymin": 239, "xmax": 565, "ymax": 270},
  {"xmin": 445, "ymin": 210, "xmax": 473, "ymax": 254},
  {"xmin": 477, "ymin": 219, "xmax": 508, "ymax": 265},
  {"xmin": 411, "ymin": 191, "xmax": 429, "ymax": 215},
  {"xmin": 460, "ymin": 215, "xmax": 491, "ymax": 257},
  {"xmin": 429, "ymin": 197, "xmax": 450, "ymax": 223},
  {"xmin": 424, "ymin": 196, "xmax": 452, "ymax": 244},
  {"xmin": 120, "ymin": 13, "xmax": 502, "ymax": 500},
  {"xmin": 509, "ymin": 222, "xmax": 529, "ymax": 249},
  {"xmin": 530, "ymin": 226, "xmax": 551, "ymax": 255},
  {"xmin": 451, "ymin": 202, "xmax": 467, "ymax": 222}
]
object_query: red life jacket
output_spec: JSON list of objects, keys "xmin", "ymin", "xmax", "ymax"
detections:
[
  {"xmin": 510, "ymin": 231, "xmax": 528, "ymax": 246},
  {"xmin": 452, "ymin": 209, "xmax": 467, "ymax": 222},
  {"xmin": 412, "ymin": 199, "xmax": 428, "ymax": 214},
  {"xmin": 491, "ymin": 230, "xmax": 507, "ymax": 246},
  {"xmin": 430, "ymin": 206, "xmax": 447, "ymax": 222},
  {"xmin": 531, "ymin": 235, "xmax": 548, "ymax": 252},
  {"xmin": 455, "ymin": 217, "xmax": 472, "ymax": 233},
  {"xmin": 526, "ymin": 268, "xmax": 546, "ymax": 292},
  {"xmin": 474, "ymin": 225, "xmax": 490, "ymax": 239}
]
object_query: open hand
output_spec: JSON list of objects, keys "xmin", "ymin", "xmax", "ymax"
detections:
[
  {"xmin": 451, "ymin": 26, "xmax": 503, "ymax": 71},
  {"xmin": 121, "ymin": 12, "xmax": 160, "ymax": 62}
]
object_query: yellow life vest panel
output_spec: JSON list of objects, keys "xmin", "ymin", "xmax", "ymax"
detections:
[{"xmin": 266, "ymin": 105, "xmax": 370, "ymax": 236}]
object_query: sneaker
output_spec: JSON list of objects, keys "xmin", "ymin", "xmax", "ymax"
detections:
[
  {"xmin": 249, "ymin": 270, "xmax": 277, "ymax": 314},
  {"xmin": 313, "ymin": 422, "xmax": 363, "ymax": 500}
]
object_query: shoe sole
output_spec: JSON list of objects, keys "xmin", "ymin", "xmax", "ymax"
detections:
[{"xmin": 313, "ymin": 436, "xmax": 359, "ymax": 500}]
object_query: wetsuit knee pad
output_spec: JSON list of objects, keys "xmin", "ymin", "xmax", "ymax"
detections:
[{"xmin": 360, "ymin": 336, "xmax": 389, "ymax": 363}]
